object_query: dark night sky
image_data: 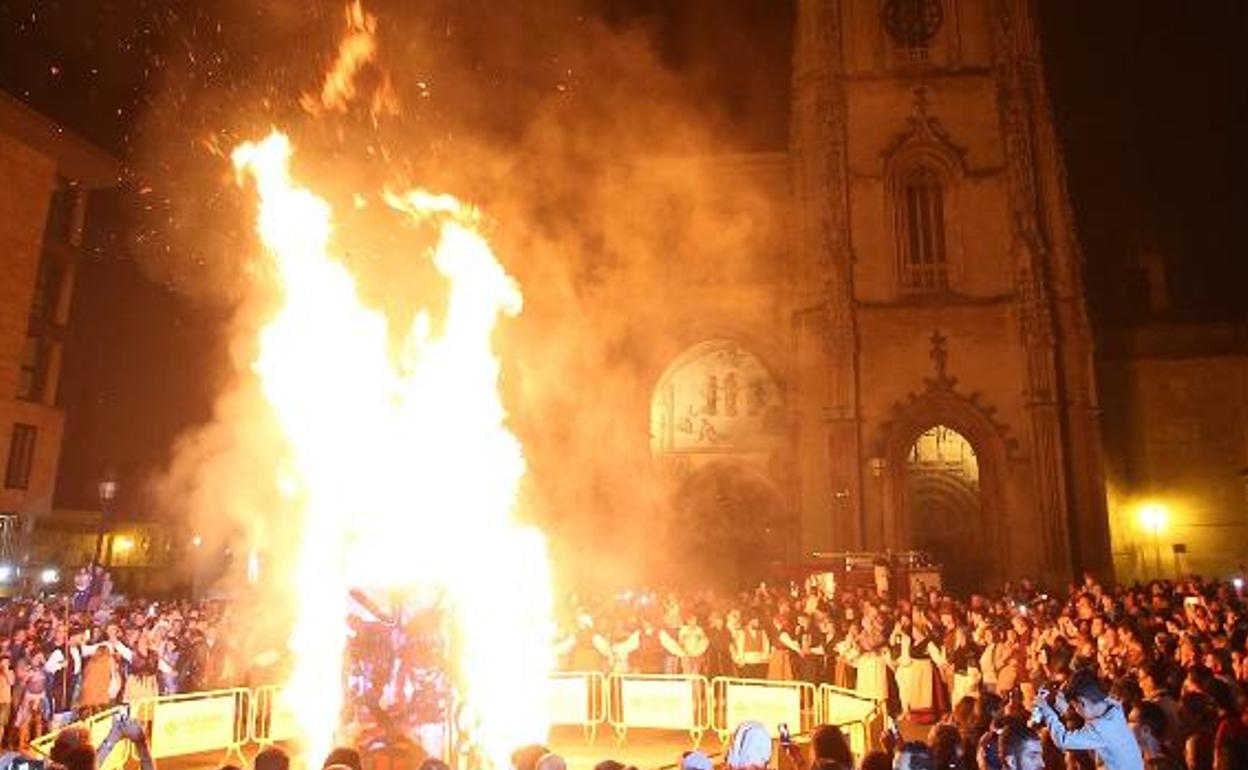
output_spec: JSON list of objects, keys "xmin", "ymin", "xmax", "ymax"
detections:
[{"xmin": 0, "ymin": 0, "xmax": 1243, "ymax": 512}]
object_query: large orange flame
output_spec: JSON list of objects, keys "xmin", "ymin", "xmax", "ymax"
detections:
[{"xmin": 232, "ymin": 131, "xmax": 554, "ymax": 768}]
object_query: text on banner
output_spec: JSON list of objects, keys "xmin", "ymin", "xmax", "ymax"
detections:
[
  {"xmin": 618, "ymin": 678, "xmax": 698, "ymax": 730},
  {"xmin": 149, "ymin": 695, "xmax": 239, "ymax": 759},
  {"xmin": 723, "ymin": 682, "xmax": 802, "ymax": 731}
]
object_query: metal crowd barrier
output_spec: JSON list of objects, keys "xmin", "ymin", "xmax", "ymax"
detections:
[
  {"xmin": 710, "ymin": 677, "xmax": 818, "ymax": 742},
  {"xmin": 607, "ymin": 673, "xmax": 710, "ymax": 746},
  {"xmin": 547, "ymin": 671, "xmax": 607, "ymax": 742},
  {"xmin": 817, "ymin": 684, "xmax": 885, "ymax": 759},
  {"xmin": 251, "ymin": 684, "xmax": 302, "ymax": 747},
  {"xmin": 30, "ymin": 705, "xmax": 131, "ymax": 770},
  {"xmin": 132, "ymin": 687, "xmax": 251, "ymax": 765},
  {"xmin": 27, "ymin": 675, "xmax": 884, "ymax": 761}
]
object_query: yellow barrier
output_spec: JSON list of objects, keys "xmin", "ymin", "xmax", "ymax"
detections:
[
  {"xmin": 26, "ymin": 675, "xmax": 881, "ymax": 762},
  {"xmin": 607, "ymin": 673, "xmax": 710, "ymax": 745},
  {"xmin": 250, "ymin": 684, "xmax": 302, "ymax": 747},
  {"xmin": 817, "ymin": 684, "xmax": 885, "ymax": 758},
  {"xmin": 133, "ymin": 687, "xmax": 250, "ymax": 764},
  {"xmin": 710, "ymin": 677, "xmax": 817, "ymax": 741},
  {"xmin": 30, "ymin": 706, "xmax": 130, "ymax": 770},
  {"xmin": 547, "ymin": 672, "xmax": 607, "ymax": 742}
]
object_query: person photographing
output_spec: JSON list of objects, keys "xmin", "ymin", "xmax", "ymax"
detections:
[{"xmin": 1031, "ymin": 669, "xmax": 1143, "ymax": 770}]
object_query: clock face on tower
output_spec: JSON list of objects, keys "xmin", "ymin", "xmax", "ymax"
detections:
[{"xmin": 883, "ymin": 0, "xmax": 945, "ymax": 48}]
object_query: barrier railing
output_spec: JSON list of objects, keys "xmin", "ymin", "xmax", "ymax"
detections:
[
  {"xmin": 547, "ymin": 671, "xmax": 607, "ymax": 742},
  {"xmin": 817, "ymin": 684, "xmax": 885, "ymax": 759},
  {"xmin": 251, "ymin": 684, "xmax": 302, "ymax": 747},
  {"xmin": 30, "ymin": 705, "xmax": 131, "ymax": 770},
  {"xmin": 26, "ymin": 675, "xmax": 886, "ymax": 760},
  {"xmin": 711, "ymin": 677, "xmax": 818, "ymax": 742},
  {"xmin": 132, "ymin": 687, "xmax": 251, "ymax": 765},
  {"xmin": 607, "ymin": 673, "xmax": 710, "ymax": 746}
]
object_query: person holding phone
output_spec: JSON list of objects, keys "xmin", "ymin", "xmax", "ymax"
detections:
[
  {"xmin": 96, "ymin": 714, "xmax": 156, "ymax": 770},
  {"xmin": 1031, "ymin": 670, "xmax": 1142, "ymax": 770}
]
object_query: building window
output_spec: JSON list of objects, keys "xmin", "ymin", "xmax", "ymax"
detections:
[
  {"xmin": 30, "ymin": 257, "xmax": 64, "ymax": 326},
  {"xmin": 43, "ymin": 177, "xmax": 78, "ymax": 245},
  {"xmin": 17, "ymin": 337, "xmax": 49, "ymax": 402},
  {"xmin": 897, "ymin": 164, "xmax": 948, "ymax": 291},
  {"xmin": 4, "ymin": 424, "xmax": 37, "ymax": 490}
]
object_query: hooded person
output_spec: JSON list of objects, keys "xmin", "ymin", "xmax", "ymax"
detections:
[
  {"xmin": 681, "ymin": 751, "xmax": 714, "ymax": 770},
  {"xmin": 726, "ymin": 720, "xmax": 772, "ymax": 770}
]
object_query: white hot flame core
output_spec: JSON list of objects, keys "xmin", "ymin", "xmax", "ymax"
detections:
[{"xmin": 232, "ymin": 131, "xmax": 555, "ymax": 768}]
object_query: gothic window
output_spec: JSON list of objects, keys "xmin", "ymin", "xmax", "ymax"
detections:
[
  {"xmin": 5, "ymin": 424, "xmax": 37, "ymax": 490},
  {"xmin": 897, "ymin": 164, "xmax": 948, "ymax": 292}
]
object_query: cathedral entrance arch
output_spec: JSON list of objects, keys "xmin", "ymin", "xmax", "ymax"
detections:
[
  {"xmin": 903, "ymin": 425, "xmax": 985, "ymax": 593},
  {"xmin": 880, "ymin": 384, "xmax": 1012, "ymax": 593},
  {"xmin": 650, "ymin": 339, "xmax": 790, "ymax": 587},
  {"xmin": 671, "ymin": 461, "xmax": 791, "ymax": 588}
]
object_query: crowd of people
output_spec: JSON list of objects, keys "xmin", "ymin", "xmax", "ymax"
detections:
[
  {"xmin": 0, "ymin": 565, "xmax": 232, "ymax": 746},
  {"xmin": 0, "ymin": 562, "xmax": 1244, "ymax": 770},
  {"xmin": 551, "ymin": 571, "xmax": 1248, "ymax": 770}
]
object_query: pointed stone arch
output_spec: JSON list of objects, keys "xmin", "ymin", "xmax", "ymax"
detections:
[
  {"xmin": 883, "ymin": 88, "xmax": 970, "ymax": 294},
  {"xmin": 875, "ymin": 333, "xmax": 1019, "ymax": 587},
  {"xmin": 649, "ymin": 338, "xmax": 787, "ymax": 468},
  {"xmin": 669, "ymin": 459, "xmax": 793, "ymax": 588}
]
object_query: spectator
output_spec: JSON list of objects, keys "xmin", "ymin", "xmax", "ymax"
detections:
[
  {"xmin": 996, "ymin": 721, "xmax": 1043, "ymax": 770},
  {"xmin": 534, "ymin": 753, "xmax": 566, "ymax": 770},
  {"xmin": 811, "ymin": 724, "xmax": 854, "ymax": 768},
  {"xmin": 254, "ymin": 746, "xmax": 291, "ymax": 770},
  {"xmin": 928, "ymin": 723, "xmax": 966, "ymax": 770},
  {"xmin": 726, "ymin": 721, "xmax": 772, "ymax": 770},
  {"xmin": 322, "ymin": 747, "xmax": 362, "ymax": 770},
  {"xmin": 894, "ymin": 741, "xmax": 934, "ymax": 770},
  {"xmin": 861, "ymin": 750, "xmax": 893, "ymax": 770},
  {"xmin": 1033, "ymin": 669, "xmax": 1143, "ymax": 770},
  {"xmin": 680, "ymin": 751, "xmax": 713, "ymax": 770}
]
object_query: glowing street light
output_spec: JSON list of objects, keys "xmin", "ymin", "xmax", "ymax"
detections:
[
  {"xmin": 1139, "ymin": 503, "xmax": 1168, "ymax": 577},
  {"xmin": 1140, "ymin": 504, "xmax": 1167, "ymax": 534}
]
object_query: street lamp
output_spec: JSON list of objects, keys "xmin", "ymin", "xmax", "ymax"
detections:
[
  {"xmin": 95, "ymin": 476, "xmax": 118, "ymax": 566},
  {"xmin": 1139, "ymin": 503, "xmax": 1167, "ymax": 577}
]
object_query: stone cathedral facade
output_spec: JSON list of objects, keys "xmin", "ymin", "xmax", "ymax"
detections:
[{"xmin": 627, "ymin": 0, "xmax": 1113, "ymax": 590}]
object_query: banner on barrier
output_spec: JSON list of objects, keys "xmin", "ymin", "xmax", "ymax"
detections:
[
  {"xmin": 267, "ymin": 689, "xmax": 302, "ymax": 744},
  {"xmin": 547, "ymin": 676, "xmax": 591, "ymax": 726},
  {"xmin": 820, "ymin": 688, "xmax": 879, "ymax": 757},
  {"xmin": 822, "ymin": 691, "xmax": 876, "ymax": 725},
  {"xmin": 618, "ymin": 678, "xmax": 698, "ymax": 730},
  {"xmin": 723, "ymin": 682, "xmax": 802, "ymax": 731},
  {"xmin": 149, "ymin": 695, "xmax": 239, "ymax": 759}
]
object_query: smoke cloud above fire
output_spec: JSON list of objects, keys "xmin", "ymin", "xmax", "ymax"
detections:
[{"xmin": 140, "ymin": 0, "xmax": 791, "ymax": 598}]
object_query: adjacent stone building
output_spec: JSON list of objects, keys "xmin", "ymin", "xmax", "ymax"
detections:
[
  {"xmin": 0, "ymin": 91, "xmax": 118, "ymax": 548},
  {"xmin": 1100, "ymin": 321, "xmax": 1248, "ymax": 581}
]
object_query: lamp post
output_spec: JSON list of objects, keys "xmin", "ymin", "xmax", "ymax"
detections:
[
  {"xmin": 1139, "ymin": 503, "xmax": 1166, "ymax": 579},
  {"xmin": 94, "ymin": 476, "xmax": 117, "ymax": 567}
]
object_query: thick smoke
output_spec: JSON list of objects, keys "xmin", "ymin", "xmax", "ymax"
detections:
[{"xmin": 140, "ymin": 0, "xmax": 788, "ymax": 618}]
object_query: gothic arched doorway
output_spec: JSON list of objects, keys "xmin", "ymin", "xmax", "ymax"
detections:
[
  {"xmin": 903, "ymin": 425, "xmax": 987, "ymax": 593},
  {"xmin": 670, "ymin": 462, "xmax": 792, "ymax": 590},
  {"xmin": 648, "ymin": 339, "xmax": 790, "ymax": 588}
]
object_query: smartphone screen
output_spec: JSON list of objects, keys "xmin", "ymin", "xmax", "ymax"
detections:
[{"xmin": 778, "ymin": 722, "xmax": 792, "ymax": 744}]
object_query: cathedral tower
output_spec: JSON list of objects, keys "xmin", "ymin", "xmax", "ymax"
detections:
[{"xmin": 789, "ymin": 0, "xmax": 1111, "ymax": 587}]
